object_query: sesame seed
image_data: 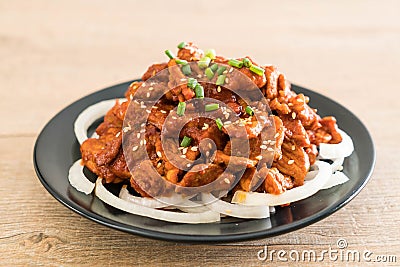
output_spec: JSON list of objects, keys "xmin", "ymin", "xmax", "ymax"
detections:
[
  {"xmin": 225, "ymin": 113, "xmax": 230, "ymax": 119},
  {"xmin": 224, "ymin": 178, "xmax": 231, "ymax": 184},
  {"xmin": 197, "ymin": 74, "xmax": 202, "ymax": 78},
  {"xmin": 260, "ymin": 145, "xmax": 267, "ymax": 150},
  {"xmin": 191, "ymin": 146, "xmax": 198, "ymax": 152},
  {"xmin": 142, "ymin": 82, "xmax": 146, "ymax": 87},
  {"xmin": 146, "ymin": 92, "xmax": 150, "ymax": 98},
  {"xmin": 262, "ymin": 140, "xmax": 269, "ymax": 145},
  {"xmin": 208, "ymin": 143, "xmax": 212, "ymax": 149},
  {"xmin": 157, "ymin": 162, "xmax": 162, "ymax": 168},
  {"xmin": 274, "ymin": 132, "xmax": 280, "ymax": 138},
  {"xmin": 148, "ymin": 87, "xmax": 154, "ymax": 91},
  {"xmin": 291, "ymin": 145, "xmax": 296, "ymax": 150},
  {"xmin": 180, "ymin": 155, "xmax": 186, "ymax": 158},
  {"xmin": 172, "ymin": 116, "xmax": 177, "ymax": 120},
  {"xmin": 156, "ymin": 151, "xmax": 162, "ymax": 158},
  {"xmin": 129, "ymin": 94, "xmax": 133, "ymax": 100},
  {"xmin": 288, "ymin": 159, "xmax": 295, "ymax": 165},
  {"xmin": 143, "ymin": 140, "xmax": 147, "ymax": 145},
  {"xmin": 225, "ymin": 78, "xmax": 229, "ymax": 83},
  {"xmin": 292, "ymin": 112, "xmax": 296, "ymax": 119},
  {"xmin": 202, "ymin": 123, "xmax": 209, "ymax": 130},
  {"xmin": 182, "ymin": 147, "xmax": 188, "ymax": 155},
  {"xmin": 279, "ymin": 154, "xmax": 283, "ymax": 160},
  {"xmin": 145, "ymin": 109, "xmax": 151, "ymax": 113},
  {"xmin": 206, "ymin": 151, "xmax": 210, "ymax": 157},
  {"xmin": 267, "ymin": 147, "xmax": 274, "ymax": 152},
  {"xmin": 297, "ymin": 98, "xmax": 304, "ymax": 103},
  {"xmin": 187, "ymin": 163, "xmax": 191, "ymax": 168},
  {"xmin": 115, "ymin": 132, "xmax": 121, "ymax": 138},
  {"xmin": 141, "ymin": 105, "xmax": 147, "ymax": 109},
  {"xmin": 141, "ymin": 123, "xmax": 146, "ymax": 127},
  {"xmin": 178, "ymin": 147, "xmax": 184, "ymax": 150},
  {"xmin": 255, "ymin": 155, "xmax": 263, "ymax": 160},
  {"xmin": 229, "ymin": 67, "xmax": 234, "ymax": 73},
  {"xmin": 224, "ymin": 120, "xmax": 232, "ymax": 125},
  {"xmin": 337, "ymin": 166, "xmax": 344, "ymax": 171},
  {"xmin": 132, "ymin": 146, "xmax": 139, "ymax": 151},
  {"xmin": 133, "ymin": 100, "xmax": 139, "ymax": 104},
  {"xmin": 223, "ymin": 70, "xmax": 228, "ymax": 74},
  {"xmin": 160, "ymin": 110, "xmax": 167, "ymax": 114},
  {"xmin": 136, "ymin": 133, "xmax": 140, "ymax": 138},
  {"xmin": 140, "ymin": 129, "xmax": 145, "ymax": 133},
  {"xmin": 217, "ymin": 86, "xmax": 221, "ymax": 92},
  {"xmin": 288, "ymin": 103, "xmax": 293, "ymax": 106},
  {"xmin": 140, "ymin": 140, "xmax": 144, "ymax": 146},
  {"xmin": 152, "ymin": 106, "xmax": 158, "ymax": 109},
  {"xmin": 270, "ymin": 141, "xmax": 276, "ymax": 145},
  {"xmin": 180, "ymin": 78, "xmax": 187, "ymax": 81},
  {"xmin": 123, "ymin": 126, "xmax": 130, "ymax": 133}
]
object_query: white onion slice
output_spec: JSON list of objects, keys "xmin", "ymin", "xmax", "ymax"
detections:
[
  {"xmin": 319, "ymin": 129, "xmax": 354, "ymax": 159},
  {"xmin": 201, "ymin": 193, "xmax": 270, "ymax": 219},
  {"xmin": 68, "ymin": 159, "xmax": 95, "ymax": 194},
  {"xmin": 119, "ymin": 186, "xmax": 194, "ymax": 209},
  {"xmin": 174, "ymin": 200, "xmax": 211, "ymax": 213},
  {"xmin": 322, "ymin": 171, "xmax": 350, "ymax": 190},
  {"xmin": 95, "ymin": 178, "xmax": 220, "ymax": 224},
  {"xmin": 330, "ymin": 157, "xmax": 344, "ymax": 172},
  {"xmin": 74, "ymin": 98, "xmax": 125, "ymax": 144},
  {"xmin": 232, "ymin": 161, "xmax": 332, "ymax": 206}
]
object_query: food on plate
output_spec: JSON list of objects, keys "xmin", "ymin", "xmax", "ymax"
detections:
[{"xmin": 69, "ymin": 42, "xmax": 354, "ymax": 223}]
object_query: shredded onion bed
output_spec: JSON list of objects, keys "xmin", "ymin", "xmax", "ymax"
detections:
[{"xmin": 67, "ymin": 99, "xmax": 355, "ymax": 223}]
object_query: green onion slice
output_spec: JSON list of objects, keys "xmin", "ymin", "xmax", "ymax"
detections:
[
  {"xmin": 182, "ymin": 64, "xmax": 191, "ymax": 75},
  {"xmin": 215, "ymin": 118, "xmax": 223, "ymax": 130},
  {"xmin": 249, "ymin": 65, "xmax": 265, "ymax": 76},
  {"xmin": 165, "ymin": 50, "xmax": 175, "ymax": 59},
  {"xmin": 180, "ymin": 136, "xmax": 192, "ymax": 147},
  {"xmin": 198, "ymin": 56, "xmax": 211, "ymax": 69},
  {"xmin": 205, "ymin": 67, "xmax": 214, "ymax": 80},
  {"xmin": 242, "ymin": 58, "xmax": 252, "ymax": 68},
  {"xmin": 195, "ymin": 84, "xmax": 204, "ymax": 98},
  {"xmin": 210, "ymin": 63, "xmax": 219, "ymax": 72},
  {"xmin": 177, "ymin": 102, "xmax": 186, "ymax": 116},
  {"xmin": 216, "ymin": 66, "xmax": 227, "ymax": 75},
  {"xmin": 205, "ymin": 103, "xmax": 219, "ymax": 112},
  {"xmin": 245, "ymin": 106, "xmax": 254, "ymax": 116},
  {"xmin": 187, "ymin": 78, "xmax": 197, "ymax": 89},
  {"xmin": 175, "ymin": 58, "xmax": 188, "ymax": 65},
  {"xmin": 228, "ymin": 59, "xmax": 243, "ymax": 68},
  {"xmin": 177, "ymin": 42, "xmax": 186, "ymax": 49},
  {"xmin": 216, "ymin": 74, "xmax": 226, "ymax": 86},
  {"xmin": 205, "ymin": 49, "xmax": 216, "ymax": 60}
]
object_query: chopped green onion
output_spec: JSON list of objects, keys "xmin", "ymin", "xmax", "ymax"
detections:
[
  {"xmin": 195, "ymin": 84, "xmax": 204, "ymax": 98},
  {"xmin": 205, "ymin": 67, "xmax": 214, "ymax": 80},
  {"xmin": 181, "ymin": 64, "xmax": 191, "ymax": 75},
  {"xmin": 180, "ymin": 136, "xmax": 192, "ymax": 147},
  {"xmin": 198, "ymin": 56, "xmax": 211, "ymax": 69},
  {"xmin": 177, "ymin": 42, "xmax": 186, "ymax": 49},
  {"xmin": 228, "ymin": 59, "xmax": 243, "ymax": 68},
  {"xmin": 216, "ymin": 66, "xmax": 227, "ymax": 75},
  {"xmin": 175, "ymin": 58, "xmax": 188, "ymax": 65},
  {"xmin": 204, "ymin": 49, "xmax": 216, "ymax": 60},
  {"xmin": 215, "ymin": 118, "xmax": 223, "ymax": 130},
  {"xmin": 187, "ymin": 78, "xmax": 197, "ymax": 89},
  {"xmin": 205, "ymin": 103, "xmax": 219, "ymax": 112},
  {"xmin": 177, "ymin": 102, "xmax": 186, "ymax": 116},
  {"xmin": 242, "ymin": 58, "xmax": 252, "ymax": 68},
  {"xmin": 245, "ymin": 106, "xmax": 254, "ymax": 116},
  {"xmin": 210, "ymin": 63, "xmax": 219, "ymax": 72},
  {"xmin": 216, "ymin": 74, "xmax": 226, "ymax": 86},
  {"xmin": 249, "ymin": 65, "xmax": 265, "ymax": 76},
  {"xmin": 165, "ymin": 50, "xmax": 174, "ymax": 59}
]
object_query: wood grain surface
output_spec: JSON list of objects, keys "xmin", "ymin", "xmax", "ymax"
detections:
[{"xmin": 1, "ymin": 1, "xmax": 399, "ymax": 266}]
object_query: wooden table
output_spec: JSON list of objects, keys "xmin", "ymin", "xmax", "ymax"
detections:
[{"xmin": 1, "ymin": 1, "xmax": 399, "ymax": 266}]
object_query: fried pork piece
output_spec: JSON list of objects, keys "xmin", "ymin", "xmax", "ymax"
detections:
[
  {"xmin": 264, "ymin": 167, "xmax": 294, "ymax": 195},
  {"xmin": 275, "ymin": 140, "xmax": 310, "ymax": 186},
  {"xmin": 177, "ymin": 42, "xmax": 204, "ymax": 61},
  {"xmin": 142, "ymin": 63, "xmax": 168, "ymax": 81}
]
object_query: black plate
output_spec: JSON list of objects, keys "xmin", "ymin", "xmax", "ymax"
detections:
[{"xmin": 33, "ymin": 81, "xmax": 375, "ymax": 243}]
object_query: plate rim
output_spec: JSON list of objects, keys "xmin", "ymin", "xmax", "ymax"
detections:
[{"xmin": 33, "ymin": 80, "xmax": 376, "ymax": 243}]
